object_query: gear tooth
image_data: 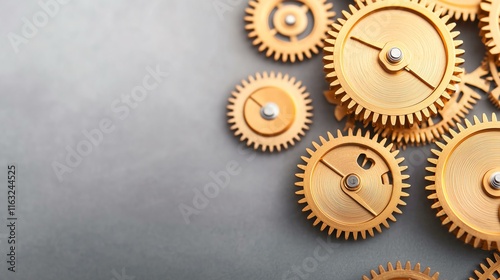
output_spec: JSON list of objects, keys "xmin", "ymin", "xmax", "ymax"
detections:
[
  {"xmin": 306, "ymin": 212, "xmax": 315, "ymax": 219},
  {"xmin": 335, "ymin": 229, "xmax": 342, "ymax": 239},
  {"xmin": 386, "ymin": 263, "xmax": 393, "ymax": 272},
  {"xmin": 320, "ymin": 222, "xmax": 327, "ymax": 232},
  {"xmin": 312, "ymin": 141, "xmax": 321, "ymax": 150},
  {"xmin": 301, "ymin": 205, "xmax": 310, "ymax": 212},
  {"xmin": 295, "ymin": 173, "xmax": 305, "ymax": 179},
  {"xmin": 328, "ymin": 226, "xmax": 334, "ymax": 235},
  {"xmin": 370, "ymin": 270, "xmax": 378, "ymax": 277}
]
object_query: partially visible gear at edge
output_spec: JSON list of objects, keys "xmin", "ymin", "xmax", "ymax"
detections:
[
  {"xmin": 363, "ymin": 261, "xmax": 440, "ymax": 280},
  {"xmin": 469, "ymin": 253, "xmax": 500, "ymax": 280}
]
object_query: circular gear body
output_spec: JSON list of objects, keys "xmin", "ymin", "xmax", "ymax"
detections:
[
  {"xmin": 469, "ymin": 253, "xmax": 500, "ymax": 280},
  {"xmin": 245, "ymin": 0, "xmax": 335, "ymax": 62},
  {"xmin": 227, "ymin": 72, "xmax": 313, "ymax": 152},
  {"xmin": 480, "ymin": 0, "xmax": 500, "ymax": 65},
  {"xmin": 426, "ymin": 113, "xmax": 500, "ymax": 250},
  {"xmin": 378, "ymin": 65, "xmax": 488, "ymax": 147},
  {"xmin": 433, "ymin": 0, "xmax": 482, "ymax": 21},
  {"xmin": 295, "ymin": 129, "xmax": 410, "ymax": 240},
  {"xmin": 363, "ymin": 261, "xmax": 440, "ymax": 280},
  {"xmin": 324, "ymin": 0, "xmax": 464, "ymax": 128}
]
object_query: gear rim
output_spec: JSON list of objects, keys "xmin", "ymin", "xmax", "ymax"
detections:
[{"xmin": 363, "ymin": 261, "xmax": 440, "ymax": 280}]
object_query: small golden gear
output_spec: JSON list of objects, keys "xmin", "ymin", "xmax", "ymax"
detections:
[
  {"xmin": 295, "ymin": 129, "xmax": 410, "ymax": 239},
  {"xmin": 245, "ymin": 0, "xmax": 335, "ymax": 62},
  {"xmin": 377, "ymin": 65, "xmax": 488, "ymax": 147},
  {"xmin": 324, "ymin": 90, "xmax": 357, "ymax": 131},
  {"xmin": 480, "ymin": 0, "xmax": 500, "ymax": 65},
  {"xmin": 426, "ymin": 113, "xmax": 500, "ymax": 250},
  {"xmin": 433, "ymin": 0, "xmax": 482, "ymax": 21},
  {"xmin": 324, "ymin": 0, "xmax": 464, "ymax": 128},
  {"xmin": 362, "ymin": 261, "xmax": 440, "ymax": 280},
  {"xmin": 469, "ymin": 253, "xmax": 500, "ymax": 280},
  {"xmin": 486, "ymin": 55, "xmax": 500, "ymax": 108},
  {"xmin": 227, "ymin": 72, "xmax": 313, "ymax": 152}
]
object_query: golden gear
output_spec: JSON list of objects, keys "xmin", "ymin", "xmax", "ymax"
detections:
[
  {"xmin": 426, "ymin": 114, "xmax": 500, "ymax": 250},
  {"xmin": 245, "ymin": 0, "xmax": 335, "ymax": 63},
  {"xmin": 324, "ymin": 90, "xmax": 357, "ymax": 131},
  {"xmin": 324, "ymin": 0, "xmax": 464, "ymax": 128},
  {"xmin": 469, "ymin": 253, "xmax": 500, "ymax": 280},
  {"xmin": 227, "ymin": 72, "xmax": 313, "ymax": 152},
  {"xmin": 377, "ymin": 65, "xmax": 488, "ymax": 147},
  {"xmin": 433, "ymin": 0, "xmax": 482, "ymax": 21},
  {"xmin": 362, "ymin": 261, "xmax": 440, "ymax": 280},
  {"xmin": 480, "ymin": 0, "xmax": 500, "ymax": 65},
  {"xmin": 485, "ymin": 55, "xmax": 500, "ymax": 108},
  {"xmin": 295, "ymin": 129, "xmax": 410, "ymax": 239}
]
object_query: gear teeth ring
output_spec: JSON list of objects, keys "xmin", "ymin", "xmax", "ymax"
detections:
[
  {"xmin": 363, "ymin": 261, "xmax": 440, "ymax": 280},
  {"xmin": 227, "ymin": 72, "xmax": 313, "ymax": 152},
  {"xmin": 295, "ymin": 129, "xmax": 409, "ymax": 239},
  {"xmin": 470, "ymin": 253, "xmax": 500, "ymax": 280}
]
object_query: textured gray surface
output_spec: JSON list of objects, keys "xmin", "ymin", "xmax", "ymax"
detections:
[{"xmin": 0, "ymin": 0, "xmax": 497, "ymax": 279}]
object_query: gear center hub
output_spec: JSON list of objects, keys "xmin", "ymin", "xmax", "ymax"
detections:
[
  {"xmin": 482, "ymin": 169, "xmax": 500, "ymax": 197},
  {"xmin": 273, "ymin": 5, "xmax": 308, "ymax": 37},
  {"xmin": 243, "ymin": 87, "xmax": 296, "ymax": 137},
  {"xmin": 379, "ymin": 41, "xmax": 411, "ymax": 72},
  {"xmin": 344, "ymin": 173, "xmax": 361, "ymax": 191}
]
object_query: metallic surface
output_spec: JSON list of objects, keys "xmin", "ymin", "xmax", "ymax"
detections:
[
  {"xmin": 362, "ymin": 261, "xmax": 440, "ymax": 280},
  {"xmin": 295, "ymin": 129, "xmax": 410, "ymax": 240},
  {"xmin": 227, "ymin": 72, "xmax": 313, "ymax": 152},
  {"xmin": 324, "ymin": 0, "xmax": 464, "ymax": 128},
  {"xmin": 245, "ymin": 0, "xmax": 335, "ymax": 62},
  {"xmin": 433, "ymin": 0, "xmax": 482, "ymax": 21},
  {"xmin": 479, "ymin": 0, "xmax": 500, "ymax": 65},
  {"xmin": 426, "ymin": 114, "xmax": 500, "ymax": 250},
  {"xmin": 486, "ymin": 54, "xmax": 500, "ymax": 108},
  {"xmin": 378, "ymin": 65, "xmax": 489, "ymax": 147}
]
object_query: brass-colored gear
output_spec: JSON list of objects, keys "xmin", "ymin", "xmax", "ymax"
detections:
[
  {"xmin": 486, "ymin": 54, "xmax": 500, "ymax": 108},
  {"xmin": 433, "ymin": 0, "xmax": 482, "ymax": 21},
  {"xmin": 377, "ymin": 65, "xmax": 488, "ymax": 147},
  {"xmin": 469, "ymin": 253, "xmax": 500, "ymax": 280},
  {"xmin": 324, "ymin": 90, "xmax": 357, "ymax": 131},
  {"xmin": 227, "ymin": 72, "xmax": 313, "ymax": 152},
  {"xmin": 363, "ymin": 261, "xmax": 440, "ymax": 280},
  {"xmin": 245, "ymin": 0, "xmax": 335, "ymax": 63},
  {"xmin": 426, "ymin": 113, "xmax": 500, "ymax": 250},
  {"xmin": 324, "ymin": 0, "xmax": 464, "ymax": 128},
  {"xmin": 480, "ymin": 0, "xmax": 500, "ymax": 65},
  {"xmin": 295, "ymin": 129, "xmax": 409, "ymax": 239}
]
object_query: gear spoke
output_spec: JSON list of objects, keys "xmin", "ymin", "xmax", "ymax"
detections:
[
  {"xmin": 404, "ymin": 66, "xmax": 436, "ymax": 90},
  {"xmin": 350, "ymin": 36, "xmax": 384, "ymax": 50}
]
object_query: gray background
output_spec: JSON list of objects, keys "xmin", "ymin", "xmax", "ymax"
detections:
[{"xmin": 0, "ymin": 0, "xmax": 497, "ymax": 279}]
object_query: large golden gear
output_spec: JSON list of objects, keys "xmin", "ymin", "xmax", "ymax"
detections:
[
  {"xmin": 480, "ymin": 0, "xmax": 500, "ymax": 65},
  {"xmin": 426, "ymin": 113, "xmax": 500, "ymax": 250},
  {"xmin": 362, "ymin": 261, "xmax": 440, "ymax": 280},
  {"xmin": 227, "ymin": 72, "xmax": 313, "ymax": 152},
  {"xmin": 486, "ymin": 55, "xmax": 500, "ymax": 108},
  {"xmin": 377, "ymin": 65, "xmax": 488, "ymax": 147},
  {"xmin": 433, "ymin": 0, "xmax": 482, "ymax": 21},
  {"xmin": 245, "ymin": 0, "xmax": 335, "ymax": 63},
  {"xmin": 295, "ymin": 129, "xmax": 410, "ymax": 239},
  {"xmin": 470, "ymin": 253, "xmax": 500, "ymax": 280},
  {"xmin": 324, "ymin": 0, "xmax": 464, "ymax": 128}
]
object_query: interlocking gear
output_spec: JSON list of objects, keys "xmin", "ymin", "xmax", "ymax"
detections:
[
  {"xmin": 377, "ymin": 65, "xmax": 488, "ymax": 147},
  {"xmin": 324, "ymin": 90, "xmax": 357, "ymax": 131},
  {"xmin": 227, "ymin": 72, "xmax": 313, "ymax": 152},
  {"xmin": 433, "ymin": 0, "xmax": 482, "ymax": 21},
  {"xmin": 363, "ymin": 261, "xmax": 440, "ymax": 280},
  {"xmin": 295, "ymin": 129, "xmax": 409, "ymax": 239},
  {"xmin": 324, "ymin": 0, "xmax": 464, "ymax": 128},
  {"xmin": 470, "ymin": 253, "xmax": 500, "ymax": 280},
  {"xmin": 426, "ymin": 113, "xmax": 500, "ymax": 250},
  {"xmin": 480, "ymin": 0, "xmax": 500, "ymax": 65},
  {"xmin": 245, "ymin": 0, "xmax": 335, "ymax": 62},
  {"xmin": 485, "ymin": 55, "xmax": 500, "ymax": 108}
]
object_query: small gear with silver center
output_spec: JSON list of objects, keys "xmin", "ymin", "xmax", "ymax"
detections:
[
  {"xmin": 227, "ymin": 72, "xmax": 313, "ymax": 152},
  {"xmin": 480, "ymin": 0, "xmax": 500, "ymax": 65},
  {"xmin": 245, "ymin": 0, "xmax": 335, "ymax": 62},
  {"xmin": 324, "ymin": 0, "xmax": 464, "ymax": 128},
  {"xmin": 363, "ymin": 261, "xmax": 440, "ymax": 280},
  {"xmin": 426, "ymin": 113, "xmax": 500, "ymax": 250},
  {"xmin": 469, "ymin": 253, "xmax": 500, "ymax": 280},
  {"xmin": 295, "ymin": 129, "xmax": 409, "ymax": 239},
  {"xmin": 376, "ymin": 64, "xmax": 488, "ymax": 147}
]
